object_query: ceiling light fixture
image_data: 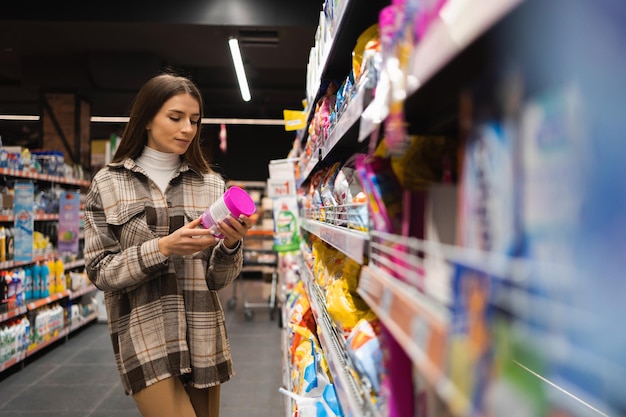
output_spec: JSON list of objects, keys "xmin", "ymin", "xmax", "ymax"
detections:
[
  {"xmin": 0, "ymin": 115, "xmax": 284, "ymax": 126},
  {"xmin": 0, "ymin": 115, "xmax": 40, "ymax": 121},
  {"xmin": 228, "ymin": 37, "xmax": 252, "ymax": 102},
  {"xmin": 90, "ymin": 116, "xmax": 283, "ymax": 126}
]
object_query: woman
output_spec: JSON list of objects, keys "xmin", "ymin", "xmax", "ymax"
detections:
[{"xmin": 84, "ymin": 73, "xmax": 251, "ymax": 417}]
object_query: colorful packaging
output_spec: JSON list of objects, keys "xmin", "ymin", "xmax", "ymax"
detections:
[
  {"xmin": 355, "ymin": 154, "xmax": 403, "ymax": 234},
  {"xmin": 333, "ymin": 155, "xmax": 369, "ymax": 231},
  {"xmin": 460, "ymin": 121, "xmax": 518, "ymax": 255}
]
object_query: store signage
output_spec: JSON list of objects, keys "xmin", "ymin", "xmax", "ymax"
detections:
[
  {"xmin": 13, "ymin": 181, "xmax": 34, "ymax": 262},
  {"xmin": 58, "ymin": 191, "xmax": 80, "ymax": 257}
]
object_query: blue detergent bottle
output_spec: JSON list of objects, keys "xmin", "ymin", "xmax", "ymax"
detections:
[
  {"xmin": 24, "ymin": 266, "xmax": 32, "ymax": 300},
  {"xmin": 40, "ymin": 262, "xmax": 49, "ymax": 298},
  {"xmin": 32, "ymin": 262, "xmax": 41, "ymax": 299}
]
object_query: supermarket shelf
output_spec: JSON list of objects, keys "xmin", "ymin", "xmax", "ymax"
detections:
[
  {"xmin": 298, "ymin": 82, "xmax": 370, "ymax": 188},
  {"xmin": 0, "ymin": 352, "xmax": 25, "ymax": 372},
  {"xmin": 304, "ymin": 0, "xmax": 351, "ymax": 114},
  {"xmin": 298, "ymin": 0, "xmax": 524, "ymax": 186},
  {"xmin": 358, "ymin": 0, "xmax": 524, "ymax": 140},
  {"xmin": 65, "ymin": 258, "xmax": 86, "ymax": 270},
  {"xmin": 69, "ymin": 284, "xmax": 98, "ymax": 300},
  {"xmin": 68, "ymin": 311, "xmax": 98, "ymax": 333},
  {"xmin": 1, "ymin": 313, "xmax": 97, "ymax": 374},
  {"xmin": 0, "ymin": 167, "xmax": 90, "ymax": 187},
  {"xmin": 26, "ymin": 291, "xmax": 71, "ymax": 311},
  {"xmin": 357, "ymin": 265, "xmax": 471, "ymax": 417},
  {"xmin": 302, "ymin": 0, "xmax": 389, "ymax": 147},
  {"xmin": 407, "ymin": 0, "xmax": 523, "ymax": 96},
  {"xmin": 280, "ymin": 305, "xmax": 294, "ymax": 417},
  {"xmin": 0, "ymin": 213, "xmax": 59, "ymax": 222},
  {"xmin": 26, "ymin": 328, "xmax": 69, "ymax": 357},
  {"xmin": 1, "ymin": 286, "xmax": 95, "ymax": 323},
  {"xmin": 302, "ymin": 265, "xmax": 379, "ymax": 417},
  {"xmin": 321, "ymin": 85, "xmax": 366, "ymax": 161},
  {"xmin": 0, "ymin": 305, "xmax": 27, "ymax": 323},
  {"xmin": 370, "ymin": 230, "xmax": 579, "ymax": 293},
  {"xmin": 301, "ymin": 219, "xmax": 368, "ymax": 264},
  {"xmin": 297, "ymin": 156, "xmax": 319, "ymax": 189},
  {"xmin": 1, "ymin": 255, "xmax": 40, "ymax": 270},
  {"xmin": 247, "ymin": 229, "xmax": 274, "ymax": 237},
  {"xmin": 305, "ymin": 0, "xmax": 370, "ymax": 118},
  {"xmin": 0, "ymin": 256, "xmax": 86, "ymax": 271}
]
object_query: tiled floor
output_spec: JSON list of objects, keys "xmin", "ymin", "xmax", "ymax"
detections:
[{"xmin": 0, "ymin": 280, "xmax": 286, "ymax": 417}]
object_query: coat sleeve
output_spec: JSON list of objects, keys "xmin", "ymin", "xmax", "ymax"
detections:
[
  {"xmin": 204, "ymin": 237, "xmax": 243, "ymax": 291},
  {"xmin": 84, "ymin": 177, "xmax": 168, "ymax": 292}
]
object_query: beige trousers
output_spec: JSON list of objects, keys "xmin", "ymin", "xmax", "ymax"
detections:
[{"xmin": 132, "ymin": 376, "xmax": 221, "ymax": 417}]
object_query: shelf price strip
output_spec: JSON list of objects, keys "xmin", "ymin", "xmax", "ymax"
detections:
[{"xmin": 358, "ymin": 266, "xmax": 472, "ymax": 417}]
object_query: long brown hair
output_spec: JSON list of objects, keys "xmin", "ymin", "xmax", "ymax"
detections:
[{"xmin": 112, "ymin": 72, "xmax": 212, "ymax": 173}]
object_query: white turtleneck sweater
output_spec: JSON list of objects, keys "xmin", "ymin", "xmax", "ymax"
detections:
[{"xmin": 135, "ymin": 146, "xmax": 181, "ymax": 193}]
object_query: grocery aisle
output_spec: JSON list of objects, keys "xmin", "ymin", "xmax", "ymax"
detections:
[{"xmin": 0, "ymin": 280, "xmax": 285, "ymax": 417}]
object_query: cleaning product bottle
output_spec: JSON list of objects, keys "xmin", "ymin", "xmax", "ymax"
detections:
[
  {"xmin": 55, "ymin": 258, "xmax": 65, "ymax": 292},
  {"xmin": 21, "ymin": 316, "xmax": 30, "ymax": 352},
  {"xmin": 24, "ymin": 266, "xmax": 32, "ymax": 300},
  {"xmin": 46, "ymin": 259, "xmax": 56, "ymax": 294},
  {"xmin": 40, "ymin": 262, "xmax": 50, "ymax": 298},
  {"xmin": 32, "ymin": 262, "xmax": 41, "ymax": 299}
]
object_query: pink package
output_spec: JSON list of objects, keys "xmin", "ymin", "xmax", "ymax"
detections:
[
  {"xmin": 416, "ymin": 0, "xmax": 448, "ymax": 39},
  {"xmin": 355, "ymin": 154, "xmax": 403, "ymax": 233}
]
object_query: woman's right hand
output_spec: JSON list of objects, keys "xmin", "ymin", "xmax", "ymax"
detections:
[{"xmin": 157, "ymin": 217, "xmax": 218, "ymax": 257}]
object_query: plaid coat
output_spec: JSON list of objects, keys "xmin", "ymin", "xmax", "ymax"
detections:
[{"xmin": 84, "ymin": 158, "xmax": 241, "ymax": 395}]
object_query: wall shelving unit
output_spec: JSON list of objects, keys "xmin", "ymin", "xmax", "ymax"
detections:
[
  {"xmin": 284, "ymin": 0, "xmax": 626, "ymax": 416},
  {"xmin": 0, "ymin": 165, "xmax": 97, "ymax": 375}
]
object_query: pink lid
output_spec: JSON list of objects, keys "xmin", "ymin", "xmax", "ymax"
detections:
[{"xmin": 223, "ymin": 186, "xmax": 256, "ymax": 217}]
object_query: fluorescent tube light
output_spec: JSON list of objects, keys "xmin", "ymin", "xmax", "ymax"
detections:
[
  {"xmin": 90, "ymin": 116, "xmax": 283, "ymax": 126},
  {"xmin": 202, "ymin": 118, "xmax": 283, "ymax": 126},
  {"xmin": 228, "ymin": 37, "xmax": 252, "ymax": 102},
  {"xmin": 0, "ymin": 115, "xmax": 40, "ymax": 121},
  {"xmin": 90, "ymin": 116, "xmax": 129, "ymax": 123},
  {"xmin": 2, "ymin": 115, "xmax": 284, "ymax": 125}
]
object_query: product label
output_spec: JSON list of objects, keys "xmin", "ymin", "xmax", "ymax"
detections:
[
  {"xmin": 209, "ymin": 198, "xmax": 231, "ymax": 225},
  {"xmin": 272, "ymin": 196, "xmax": 300, "ymax": 252}
]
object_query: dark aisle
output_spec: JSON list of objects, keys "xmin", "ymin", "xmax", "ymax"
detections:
[{"xmin": 0, "ymin": 280, "xmax": 285, "ymax": 416}]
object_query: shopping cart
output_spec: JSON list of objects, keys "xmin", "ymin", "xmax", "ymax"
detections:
[{"xmin": 227, "ymin": 230, "xmax": 279, "ymax": 321}]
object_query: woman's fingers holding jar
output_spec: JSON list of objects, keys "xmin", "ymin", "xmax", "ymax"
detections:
[
  {"xmin": 158, "ymin": 218, "xmax": 218, "ymax": 256},
  {"xmin": 219, "ymin": 215, "xmax": 252, "ymax": 248}
]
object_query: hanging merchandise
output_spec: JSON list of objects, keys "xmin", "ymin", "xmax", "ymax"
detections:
[{"xmin": 219, "ymin": 123, "xmax": 227, "ymax": 153}]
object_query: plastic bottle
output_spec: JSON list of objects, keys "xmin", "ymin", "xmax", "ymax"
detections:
[
  {"xmin": 55, "ymin": 258, "xmax": 65, "ymax": 292},
  {"xmin": 32, "ymin": 262, "xmax": 41, "ymax": 299},
  {"xmin": 200, "ymin": 186, "xmax": 256, "ymax": 238},
  {"xmin": 24, "ymin": 266, "xmax": 32, "ymax": 300},
  {"xmin": 40, "ymin": 262, "xmax": 50, "ymax": 298},
  {"xmin": 22, "ymin": 316, "xmax": 30, "ymax": 352},
  {"xmin": 46, "ymin": 259, "xmax": 56, "ymax": 294},
  {"xmin": 1, "ymin": 271, "xmax": 8, "ymax": 303},
  {"xmin": 0, "ymin": 326, "xmax": 7, "ymax": 362}
]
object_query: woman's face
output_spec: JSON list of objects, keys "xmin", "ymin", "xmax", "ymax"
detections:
[{"xmin": 146, "ymin": 93, "xmax": 201, "ymax": 154}]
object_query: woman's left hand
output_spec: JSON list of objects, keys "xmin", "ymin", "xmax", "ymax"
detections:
[{"xmin": 217, "ymin": 214, "xmax": 253, "ymax": 249}]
